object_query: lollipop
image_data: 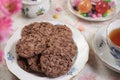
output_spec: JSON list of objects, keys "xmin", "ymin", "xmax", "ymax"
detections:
[{"xmin": 77, "ymin": 0, "xmax": 92, "ymax": 13}]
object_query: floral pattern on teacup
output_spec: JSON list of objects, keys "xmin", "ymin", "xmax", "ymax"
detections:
[
  {"xmin": 36, "ymin": 8, "xmax": 45, "ymax": 16},
  {"xmin": 110, "ymin": 47, "xmax": 120, "ymax": 59},
  {"xmin": 22, "ymin": 7, "xmax": 45, "ymax": 17},
  {"xmin": 22, "ymin": 8, "xmax": 29, "ymax": 17}
]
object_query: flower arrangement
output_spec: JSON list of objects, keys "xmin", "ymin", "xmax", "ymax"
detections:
[{"xmin": 0, "ymin": 0, "xmax": 22, "ymax": 62}]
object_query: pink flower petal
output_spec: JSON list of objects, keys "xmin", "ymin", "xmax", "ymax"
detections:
[
  {"xmin": 0, "ymin": 50, "xmax": 3, "ymax": 62},
  {"xmin": 0, "ymin": 17, "xmax": 12, "ymax": 42},
  {"xmin": 0, "ymin": 2, "xmax": 10, "ymax": 16},
  {"xmin": 0, "ymin": 0, "xmax": 22, "ymax": 15}
]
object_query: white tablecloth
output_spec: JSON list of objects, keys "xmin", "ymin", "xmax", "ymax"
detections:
[{"xmin": 1, "ymin": 0, "xmax": 120, "ymax": 80}]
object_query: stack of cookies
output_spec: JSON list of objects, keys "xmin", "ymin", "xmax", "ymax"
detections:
[{"xmin": 16, "ymin": 22, "xmax": 77, "ymax": 78}]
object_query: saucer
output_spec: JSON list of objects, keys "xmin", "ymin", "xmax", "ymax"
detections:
[{"xmin": 92, "ymin": 26, "xmax": 120, "ymax": 73}]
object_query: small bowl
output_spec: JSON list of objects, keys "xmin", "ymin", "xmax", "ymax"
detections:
[
  {"xmin": 22, "ymin": 0, "xmax": 50, "ymax": 18},
  {"xmin": 68, "ymin": 0, "xmax": 119, "ymax": 21}
]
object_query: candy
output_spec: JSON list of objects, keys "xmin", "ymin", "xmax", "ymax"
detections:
[
  {"xmin": 108, "ymin": 1, "xmax": 115, "ymax": 7},
  {"xmin": 91, "ymin": 14, "xmax": 97, "ymax": 18},
  {"xmin": 56, "ymin": 7, "xmax": 63, "ymax": 12},
  {"xmin": 91, "ymin": 5, "xmax": 97, "ymax": 14},
  {"xmin": 105, "ymin": 0, "xmax": 111, "ymax": 2},
  {"xmin": 77, "ymin": 0, "xmax": 92, "ymax": 13},
  {"xmin": 73, "ymin": 6, "xmax": 77, "ymax": 10},
  {"xmin": 87, "ymin": 11, "xmax": 92, "ymax": 17},
  {"xmin": 110, "ymin": 8, "xmax": 114, "ymax": 11},
  {"xmin": 78, "ymin": 10, "xmax": 82, "ymax": 14},
  {"xmin": 90, "ymin": 0, "xmax": 101, "ymax": 3},
  {"xmin": 102, "ymin": 13, "xmax": 107, "ymax": 17},
  {"xmin": 53, "ymin": 14, "xmax": 60, "ymax": 19},
  {"xmin": 97, "ymin": 13, "xmax": 102, "ymax": 17},
  {"xmin": 92, "ymin": 5, "xmax": 96, "ymax": 11},
  {"xmin": 96, "ymin": 1, "xmax": 109, "ymax": 14},
  {"xmin": 107, "ymin": 9, "xmax": 111, "ymax": 14},
  {"xmin": 73, "ymin": 0, "xmax": 113, "ymax": 18},
  {"xmin": 81, "ymin": 13, "xmax": 87, "ymax": 17},
  {"xmin": 78, "ymin": 26, "xmax": 85, "ymax": 31}
]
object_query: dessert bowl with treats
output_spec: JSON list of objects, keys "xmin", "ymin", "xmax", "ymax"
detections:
[
  {"xmin": 4, "ymin": 21, "xmax": 89, "ymax": 80},
  {"xmin": 68, "ymin": 0, "xmax": 119, "ymax": 21}
]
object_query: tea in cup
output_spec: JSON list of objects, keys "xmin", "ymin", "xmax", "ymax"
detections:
[{"xmin": 106, "ymin": 20, "xmax": 120, "ymax": 65}]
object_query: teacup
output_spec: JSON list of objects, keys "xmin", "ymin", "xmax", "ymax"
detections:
[
  {"xmin": 106, "ymin": 20, "xmax": 120, "ymax": 65},
  {"xmin": 22, "ymin": 0, "xmax": 50, "ymax": 18}
]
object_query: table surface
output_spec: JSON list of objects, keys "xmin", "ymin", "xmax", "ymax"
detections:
[{"xmin": 1, "ymin": 0, "xmax": 120, "ymax": 80}]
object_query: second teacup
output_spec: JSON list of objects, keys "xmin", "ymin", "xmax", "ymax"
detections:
[{"xmin": 106, "ymin": 20, "xmax": 120, "ymax": 65}]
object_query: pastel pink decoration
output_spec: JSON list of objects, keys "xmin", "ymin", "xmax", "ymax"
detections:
[
  {"xmin": 91, "ymin": 14, "xmax": 97, "ymax": 18},
  {"xmin": 0, "ymin": 0, "xmax": 22, "ymax": 15},
  {"xmin": 97, "ymin": 13, "xmax": 102, "ymax": 17},
  {"xmin": 0, "ymin": 50, "xmax": 3, "ymax": 62},
  {"xmin": 56, "ymin": 7, "xmax": 63, "ymax": 12},
  {"xmin": 74, "ymin": 0, "xmax": 81, "ymax": 7}
]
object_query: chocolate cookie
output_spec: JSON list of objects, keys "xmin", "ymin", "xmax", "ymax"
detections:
[
  {"xmin": 17, "ymin": 56, "xmax": 32, "ymax": 72},
  {"xmin": 55, "ymin": 25, "xmax": 72, "ymax": 39},
  {"xmin": 38, "ymin": 22, "xmax": 55, "ymax": 36},
  {"xmin": 62, "ymin": 40, "xmax": 77, "ymax": 58},
  {"xmin": 47, "ymin": 35, "xmax": 77, "ymax": 58},
  {"xmin": 27, "ymin": 55, "xmax": 42, "ymax": 72},
  {"xmin": 40, "ymin": 48, "xmax": 72, "ymax": 78},
  {"xmin": 47, "ymin": 35, "xmax": 72, "ymax": 46},
  {"xmin": 16, "ymin": 34, "xmax": 46, "ymax": 58},
  {"xmin": 21, "ymin": 22, "xmax": 41, "ymax": 37}
]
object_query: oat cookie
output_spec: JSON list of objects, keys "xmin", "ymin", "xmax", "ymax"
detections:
[
  {"xmin": 55, "ymin": 25, "xmax": 72, "ymax": 39},
  {"xmin": 47, "ymin": 35, "xmax": 77, "ymax": 58},
  {"xmin": 27, "ymin": 55, "xmax": 42, "ymax": 72},
  {"xmin": 21, "ymin": 22, "xmax": 41, "ymax": 37},
  {"xmin": 17, "ymin": 56, "xmax": 32, "ymax": 72},
  {"xmin": 40, "ymin": 48, "xmax": 72, "ymax": 78},
  {"xmin": 16, "ymin": 34, "xmax": 46, "ymax": 58}
]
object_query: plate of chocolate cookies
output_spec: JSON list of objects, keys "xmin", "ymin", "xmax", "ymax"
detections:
[{"xmin": 4, "ymin": 21, "xmax": 89, "ymax": 80}]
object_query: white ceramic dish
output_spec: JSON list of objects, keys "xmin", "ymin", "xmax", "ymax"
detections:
[
  {"xmin": 4, "ymin": 21, "xmax": 89, "ymax": 80},
  {"xmin": 93, "ymin": 26, "xmax": 120, "ymax": 73},
  {"xmin": 68, "ymin": 0, "xmax": 119, "ymax": 21}
]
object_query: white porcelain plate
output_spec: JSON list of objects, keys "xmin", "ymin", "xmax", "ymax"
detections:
[
  {"xmin": 68, "ymin": 0, "xmax": 119, "ymax": 21},
  {"xmin": 93, "ymin": 26, "xmax": 120, "ymax": 73},
  {"xmin": 4, "ymin": 21, "xmax": 89, "ymax": 80}
]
